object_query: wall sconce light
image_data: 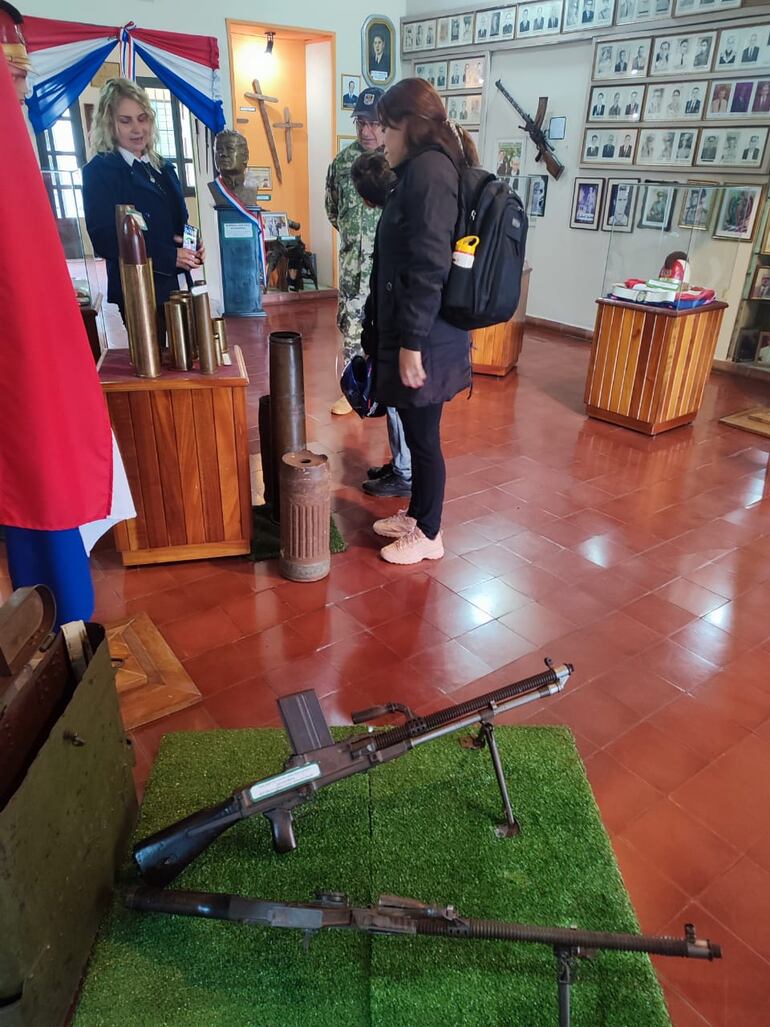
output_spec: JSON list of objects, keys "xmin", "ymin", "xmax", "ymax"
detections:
[{"xmin": 265, "ymin": 32, "xmax": 275, "ymax": 56}]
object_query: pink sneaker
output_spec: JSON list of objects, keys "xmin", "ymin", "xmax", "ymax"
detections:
[
  {"xmin": 380, "ymin": 528, "xmax": 444, "ymax": 565},
  {"xmin": 373, "ymin": 509, "xmax": 417, "ymax": 538}
]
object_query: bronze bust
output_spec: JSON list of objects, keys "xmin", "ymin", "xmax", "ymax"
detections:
[{"xmin": 208, "ymin": 130, "xmax": 261, "ymax": 208}]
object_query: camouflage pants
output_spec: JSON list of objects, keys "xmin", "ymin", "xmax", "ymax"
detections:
[{"xmin": 338, "ymin": 293, "xmax": 366, "ymax": 364}]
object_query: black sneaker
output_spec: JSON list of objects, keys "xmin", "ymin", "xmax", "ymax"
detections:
[
  {"xmin": 362, "ymin": 472, "xmax": 412, "ymax": 498},
  {"xmin": 367, "ymin": 462, "xmax": 393, "ymax": 480}
]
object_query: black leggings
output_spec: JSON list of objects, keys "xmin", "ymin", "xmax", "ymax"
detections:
[{"xmin": 397, "ymin": 403, "xmax": 445, "ymax": 540}]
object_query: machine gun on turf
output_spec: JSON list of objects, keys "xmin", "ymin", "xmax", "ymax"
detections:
[
  {"xmin": 495, "ymin": 80, "xmax": 564, "ymax": 180},
  {"xmin": 133, "ymin": 660, "xmax": 574, "ymax": 885},
  {"xmin": 125, "ymin": 887, "xmax": 721, "ymax": 1027}
]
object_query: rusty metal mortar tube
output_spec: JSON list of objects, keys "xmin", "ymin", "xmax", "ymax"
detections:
[
  {"xmin": 268, "ymin": 331, "xmax": 307, "ymax": 519},
  {"xmin": 279, "ymin": 451, "xmax": 330, "ymax": 581}
]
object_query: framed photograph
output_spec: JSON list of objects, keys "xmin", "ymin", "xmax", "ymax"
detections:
[
  {"xmin": 706, "ymin": 78, "xmax": 770, "ymax": 119},
  {"xmin": 564, "ymin": 0, "xmax": 615, "ymax": 34},
  {"xmin": 650, "ymin": 32, "xmax": 716, "ymax": 76},
  {"xmin": 448, "ymin": 56, "xmax": 486, "ymax": 89},
  {"xmin": 594, "ymin": 39, "xmax": 652, "ymax": 80},
  {"xmin": 636, "ymin": 128, "xmax": 697, "ymax": 164},
  {"xmin": 696, "ymin": 126, "xmax": 768, "ymax": 168},
  {"xmin": 758, "ymin": 332, "xmax": 770, "ymax": 363},
  {"xmin": 713, "ymin": 185, "xmax": 763, "ymax": 240},
  {"xmin": 475, "ymin": 6, "xmax": 517, "ymax": 43},
  {"xmin": 570, "ymin": 177, "xmax": 604, "ymax": 229},
  {"xmin": 678, "ymin": 185, "xmax": 718, "ymax": 229},
  {"xmin": 362, "ymin": 15, "xmax": 396, "ymax": 88},
  {"xmin": 262, "ymin": 212, "xmax": 290, "ymax": 241},
  {"xmin": 617, "ymin": 0, "xmax": 672, "ymax": 25},
  {"xmin": 717, "ymin": 26, "xmax": 770, "ymax": 72},
  {"xmin": 517, "ymin": 1, "xmax": 563, "ymax": 38},
  {"xmin": 675, "ymin": 0, "xmax": 740, "ymax": 14},
  {"xmin": 437, "ymin": 12, "xmax": 475, "ymax": 48},
  {"xmin": 602, "ymin": 178, "xmax": 640, "ymax": 232},
  {"xmin": 548, "ymin": 116, "xmax": 567, "ymax": 139},
  {"xmin": 582, "ymin": 127, "xmax": 638, "ymax": 163},
  {"xmin": 643, "ymin": 81, "xmax": 707, "ymax": 121},
  {"xmin": 337, "ymin": 134, "xmax": 356, "ymax": 153},
  {"xmin": 588, "ymin": 84, "xmax": 644, "ymax": 121},
  {"xmin": 510, "ymin": 175, "xmax": 532, "ymax": 208},
  {"xmin": 403, "ymin": 20, "xmax": 436, "ymax": 53},
  {"xmin": 750, "ymin": 265, "xmax": 770, "ymax": 299},
  {"xmin": 246, "ymin": 166, "xmax": 273, "ymax": 191},
  {"xmin": 445, "ymin": 93, "xmax": 483, "ymax": 125},
  {"xmin": 638, "ymin": 184, "xmax": 678, "ymax": 229},
  {"xmin": 529, "ymin": 174, "xmax": 549, "ymax": 216},
  {"xmin": 735, "ymin": 328, "xmax": 760, "ymax": 361},
  {"xmin": 340, "ymin": 75, "xmax": 362, "ymax": 111},
  {"xmin": 415, "ymin": 62, "xmax": 448, "ymax": 90},
  {"xmin": 496, "ymin": 139, "xmax": 527, "ymax": 176}
]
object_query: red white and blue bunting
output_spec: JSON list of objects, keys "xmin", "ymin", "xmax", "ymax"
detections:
[{"xmin": 24, "ymin": 17, "xmax": 226, "ymax": 135}]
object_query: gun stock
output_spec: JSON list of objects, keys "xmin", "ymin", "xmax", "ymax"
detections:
[{"xmin": 539, "ymin": 148, "xmax": 564, "ymax": 180}]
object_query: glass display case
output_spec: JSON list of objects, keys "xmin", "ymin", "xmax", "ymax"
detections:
[{"xmin": 726, "ymin": 194, "xmax": 770, "ymax": 372}]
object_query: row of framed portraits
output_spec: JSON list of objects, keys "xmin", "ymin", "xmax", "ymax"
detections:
[
  {"xmin": 569, "ymin": 177, "xmax": 763, "ymax": 240},
  {"xmin": 581, "ymin": 124, "xmax": 768, "ymax": 169},
  {"xmin": 593, "ymin": 23, "xmax": 770, "ymax": 81},
  {"xmin": 587, "ymin": 77, "xmax": 770, "ymax": 125},
  {"xmin": 402, "ymin": 0, "xmax": 743, "ymax": 54},
  {"xmin": 414, "ymin": 56, "xmax": 486, "ymax": 91}
]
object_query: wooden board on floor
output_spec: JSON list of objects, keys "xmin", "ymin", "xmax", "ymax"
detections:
[
  {"xmin": 720, "ymin": 405, "xmax": 770, "ymax": 439},
  {"xmin": 106, "ymin": 612, "xmax": 201, "ymax": 731}
]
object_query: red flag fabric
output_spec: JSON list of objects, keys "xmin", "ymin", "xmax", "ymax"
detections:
[{"xmin": 0, "ymin": 54, "xmax": 112, "ymax": 530}]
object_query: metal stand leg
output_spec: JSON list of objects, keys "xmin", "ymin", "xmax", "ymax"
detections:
[
  {"xmin": 555, "ymin": 947, "xmax": 574, "ymax": 1027},
  {"xmin": 481, "ymin": 722, "xmax": 520, "ymax": 838}
]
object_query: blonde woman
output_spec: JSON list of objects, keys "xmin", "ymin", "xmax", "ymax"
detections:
[{"xmin": 82, "ymin": 78, "xmax": 203, "ymax": 319}]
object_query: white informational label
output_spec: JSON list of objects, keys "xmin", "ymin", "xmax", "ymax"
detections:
[
  {"xmin": 239, "ymin": 105, "xmax": 257, "ymax": 112},
  {"xmin": 248, "ymin": 763, "xmax": 322, "ymax": 803},
  {"xmin": 223, "ymin": 223, "xmax": 254, "ymax": 240}
]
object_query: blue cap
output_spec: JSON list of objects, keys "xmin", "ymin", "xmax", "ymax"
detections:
[{"xmin": 352, "ymin": 86, "xmax": 384, "ymax": 120}]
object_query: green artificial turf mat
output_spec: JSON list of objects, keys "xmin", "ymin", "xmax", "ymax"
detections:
[
  {"xmin": 74, "ymin": 727, "xmax": 672, "ymax": 1027},
  {"xmin": 250, "ymin": 504, "xmax": 346, "ymax": 561}
]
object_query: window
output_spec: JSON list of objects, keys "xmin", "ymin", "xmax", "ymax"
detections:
[
  {"xmin": 36, "ymin": 103, "xmax": 87, "ymax": 220},
  {"xmin": 140, "ymin": 79, "xmax": 197, "ymax": 196}
]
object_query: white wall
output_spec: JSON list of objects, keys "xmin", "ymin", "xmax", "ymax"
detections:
[{"xmin": 306, "ymin": 40, "xmax": 334, "ymax": 287}]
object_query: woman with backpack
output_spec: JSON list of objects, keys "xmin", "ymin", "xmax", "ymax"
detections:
[{"xmin": 367, "ymin": 78, "xmax": 478, "ymax": 565}]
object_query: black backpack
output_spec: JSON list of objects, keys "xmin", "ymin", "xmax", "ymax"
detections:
[{"xmin": 441, "ymin": 167, "xmax": 528, "ymax": 331}]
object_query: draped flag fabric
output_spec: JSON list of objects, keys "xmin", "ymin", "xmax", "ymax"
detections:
[{"xmin": 24, "ymin": 16, "xmax": 225, "ymax": 135}]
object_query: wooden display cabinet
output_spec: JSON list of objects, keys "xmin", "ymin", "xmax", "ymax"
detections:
[{"xmin": 471, "ymin": 265, "xmax": 531, "ymax": 376}]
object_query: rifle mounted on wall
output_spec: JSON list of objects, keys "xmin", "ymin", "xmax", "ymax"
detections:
[{"xmin": 495, "ymin": 80, "xmax": 565, "ymax": 180}]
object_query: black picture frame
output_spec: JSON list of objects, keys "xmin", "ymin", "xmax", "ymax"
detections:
[{"xmin": 362, "ymin": 15, "xmax": 396, "ymax": 88}]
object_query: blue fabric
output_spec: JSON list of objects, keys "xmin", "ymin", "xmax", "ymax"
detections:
[
  {"xmin": 386, "ymin": 407, "xmax": 412, "ymax": 482},
  {"xmin": 134, "ymin": 42, "xmax": 226, "ymax": 133},
  {"xmin": 82, "ymin": 151, "xmax": 188, "ymax": 308},
  {"xmin": 27, "ymin": 41, "xmax": 118, "ymax": 134},
  {"xmin": 5, "ymin": 527, "xmax": 94, "ymax": 629}
]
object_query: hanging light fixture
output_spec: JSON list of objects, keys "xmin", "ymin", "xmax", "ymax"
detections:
[{"xmin": 265, "ymin": 32, "xmax": 275, "ymax": 56}]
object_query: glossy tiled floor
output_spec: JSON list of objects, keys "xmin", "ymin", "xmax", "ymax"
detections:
[{"xmin": 6, "ymin": 297, "xmax": 769, "ymax": 1025}]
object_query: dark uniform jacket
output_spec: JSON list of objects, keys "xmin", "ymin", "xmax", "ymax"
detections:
[
  {"xmin": 82, "ymin": 150, "xmax": 188, "ymax": 309},
  {"xmin": 366, "ymin": 145, "xmax": 471, "ymax": 409}
]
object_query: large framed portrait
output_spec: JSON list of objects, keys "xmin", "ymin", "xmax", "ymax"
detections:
[
  {"xmin": 564, "ymin": 0, "xmax": 615, "ymax": 34},
  {"xmin": 415, "ymin": 61, "xmax": 449, "ymax": 91},
  {"xmin": 678, "ymin": 184, "xmax": 719, "ymax": 230},
  {"xmin": 650, "ymin": 32, "xmax": 716, "ymax": 76},
  {"xmin": 445, "ymin": 93, "xmax": 483, "ymax": 125},
  {"xmin": 716, "ymin": 26, "xmax": 770, "ymax": 72},
  {"xmin": 637, "ymin": 184, "xmax": 678, "ymax": 230},
  {"xmin": 588, "ymin": 84, "xmax": 645, "ymax": 121},
  {"xmin": 448, "ymin": 55, "xmax": 486, "ymax": 89},
  {"xmin": 706, "ymin": 78, "xmax": 770, "ymax": 119},
  {"xmin": 643, "ymin": 81, "xmax": 707, "ymax": 121},
  {"xmin": 517, "ymin": 1, "xmax": 564, "ymax": 38},
  {"xmin": 602, "ymin": 178, "xmax": 640, "ymax": 232},
  {"xmin": 635, "ymin": 128, "xmax": 697, "ymax": 165},
  {"xmin": 594, "ymin": 39, "xmax": 652, "ymax": 80},
  {"xmin": 749, "ymin": 265, "xmax": 770, "ymax": 300},
  {"xmin": 582, "ymin": 127, "xmax": 638, "ymax": 163},
  {"xmin": 713, "ymin": 184, "xmax": 764, "ymax": 240},
  {"xmin": 362, "ymin": 15, "xmax": 396, "ymax": 88},
  {"xmin": 617, "ymin": 0, "xmax": 672, "ymax": 25},
  {"xmin": 675, "ymin": 0, "xmax": 740, "ymax": 14},
  {"xmin": 475, "ymin": 5, "xmax": 516, "ymax": 43},
  {"xmin": 402, "ymin": 19, "xmax": 436, "ymax": 53},
  {"xmin": 437, "ymin": 12, "xmax": 475, "ymax": 48},
  {"xmin": 570, "ymin": 177, "xmax": 604, "ymax": 229},
  {"xmin": 695, "ymin": 126, "xmax": 768, "ymax": 168}
]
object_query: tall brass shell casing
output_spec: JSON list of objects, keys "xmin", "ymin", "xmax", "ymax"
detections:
[
  {"xmin": 170, "ymin": 290, "xmax": 198, "ymax": 360},
  {"xmin": 165, "ymin": 301, "xmax": 191, "ymax": 371},
  {"xmin": 279, "ymin": 451, "xmax": 330, "ymax": 582},
  {"xmin": 191, "ymin": 284, "xmax": 218, "ymax": 374},
  {"xmin": 118, "ymin": 212, "xmax": 161, "ymax": 379},
  {"xmin": 269, "ymin": 331, "xmax": 307, "ymax": 519}
]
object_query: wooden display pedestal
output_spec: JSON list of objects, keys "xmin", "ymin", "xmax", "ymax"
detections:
[
  {"xmin": 585, "ymin": 298, "xmax": 728, "ymax": 436},
  {"xmin": 100, "ymin": 346, "xmax": 252, "ymax": 566},
  {"xmin": 471, "ymin": 265, "xmax": 531, "ymax": 376}
]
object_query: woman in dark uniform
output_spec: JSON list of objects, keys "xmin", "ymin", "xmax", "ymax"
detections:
[{"xmin": 82, "ymin": 78, "xmax": 203, "ymax": 321}]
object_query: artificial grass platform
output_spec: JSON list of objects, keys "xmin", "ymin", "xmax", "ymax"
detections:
[
  {"xmin": 74, "ymin": 727, "xmax": 672, "ymax": 1027},
  {"xmin": 250, "ymin": 504, "xmax": 347, "ymax": 562}
]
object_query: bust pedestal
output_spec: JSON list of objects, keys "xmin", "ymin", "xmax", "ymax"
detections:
[{"xmin": 215, "ymin": 206, "xmax": 266, "ymax": 318}]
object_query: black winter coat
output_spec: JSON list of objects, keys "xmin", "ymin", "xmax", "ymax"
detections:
[
  {"xmin": 82, "ymin": 151, "xmax": 188, "ymax": 310},
  {"xmin": 369, "ymin": 146, "xmax": 471, "ymax": 408}
]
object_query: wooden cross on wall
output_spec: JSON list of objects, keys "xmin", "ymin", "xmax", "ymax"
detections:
[
  {"xmin": 243, "ymin": 78, "xmax": 283, "ymax": 184},
  {"xmin": 273, "ymin": 107, "xmax": 304, "ymax": 164}
]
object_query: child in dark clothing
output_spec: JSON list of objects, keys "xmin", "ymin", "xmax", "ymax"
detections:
[{"xmin": 351, "ymin": 151, "xmax": 396, "ymax": 208}]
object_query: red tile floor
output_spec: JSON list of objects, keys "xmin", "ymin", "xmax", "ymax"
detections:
[{"xmin": 5, "ymin": 296, "xmax": 770, "ymax": 1025}]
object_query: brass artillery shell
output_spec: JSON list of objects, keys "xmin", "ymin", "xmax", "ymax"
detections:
[
  {"xmin": 191, "ymin": 284, "xmax": 218, "ymax": 375},
  {"xmin": 165, "ymin": 301, "xmax": 191, "ymax": 371},
  {"xmin": 279, "ymin": 450, "xmax": 330, "ymax": 582},
  {"xmin": 211, "ymin": 317, "xmax": 229, "ymax": 353},
  {"xmin": 170, "ymin": 291, "xmax": 197, "ymax": 361}
]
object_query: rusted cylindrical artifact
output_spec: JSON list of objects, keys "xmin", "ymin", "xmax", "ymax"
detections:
[
  {"xmin": 258, "ymin": 394, "xmax": 275, "ymax": 509},
  {"xmin": 279, "ymin": 450, "xmax": 330, "ymax": 582},
  {"xmin": 165, "ymin": 300, "xmax": 191, "ymax": 371},
  {"xmin": 191, "ymin": 283, "xmax": 218, "ymax": 374},
  {"xmin": 171, "ymin": 290, "xmax": 197, "ymax": 360},
  {"xmin": 269, "ymin": 331, "xmax": 307, "ymax": 519},
  {"xmin": 119, "ymin": 211, "xmax": 161, "ymax": 379},
  {"xmin": 212, "ymin": 317, "xmax": 229, "ymax": 354}
]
